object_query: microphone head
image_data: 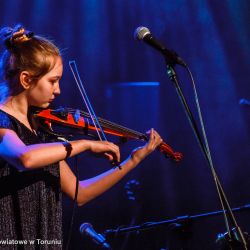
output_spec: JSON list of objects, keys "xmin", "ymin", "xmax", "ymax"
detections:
[
  {"xmin": 79, "ymin": 222, "xmax": 111, "ymax": 249},
  {"xmin": 79, "ymin": 222, "xmax": 92, "ymax": 234},
  {"xmin": 134, "ymin": 26, "xmax": 151, "ymax": 40}
]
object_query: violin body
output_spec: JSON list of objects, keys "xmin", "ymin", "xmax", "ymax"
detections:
[{"xmin": 32, "ymin": 107, "xmax": 183, "ymax": 162}]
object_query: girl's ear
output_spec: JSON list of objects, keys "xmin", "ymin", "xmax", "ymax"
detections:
[{"xmin": 19, "ymin": 71, "xmax": 32, "ymax": 89}]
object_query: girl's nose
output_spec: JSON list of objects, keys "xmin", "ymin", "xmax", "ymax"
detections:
[{"xmin": 54, "ymin": 83, "xmax": 61, "ymax": 95}]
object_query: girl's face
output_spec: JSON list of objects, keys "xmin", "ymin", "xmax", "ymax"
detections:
[{"xmin": 27, "ymin": 56, "xmax": 63, "ymax": 108}]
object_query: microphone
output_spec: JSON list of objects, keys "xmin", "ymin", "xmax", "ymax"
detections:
[
  {"xmin": 134, "ymin": 26, "xmax": 186, "ymax": 67},
  {"xmin": 79, "ymin": 223, "xmax": 111, "ymax": 249}
]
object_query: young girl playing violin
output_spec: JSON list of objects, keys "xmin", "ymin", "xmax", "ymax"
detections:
[{"xmin": 0, "ymin": 24, "xmax": 162, "ymax": 248}]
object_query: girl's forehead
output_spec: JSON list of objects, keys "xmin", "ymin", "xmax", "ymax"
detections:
[{"xmin": 46, "ymin": 57, "xmax": 63, "ymax": 76}]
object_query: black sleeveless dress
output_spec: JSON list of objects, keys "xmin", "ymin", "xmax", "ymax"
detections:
[{"xmin": 0, "ymin": 110, "xmax": 62, "ymax": 250}]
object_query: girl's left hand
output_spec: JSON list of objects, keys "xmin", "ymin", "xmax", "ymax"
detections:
[{"xmin": 130, "ymin": 128, "xmax": 163, "ymax": 164}]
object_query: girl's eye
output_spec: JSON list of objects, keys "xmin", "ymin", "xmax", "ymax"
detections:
[{"xmin": 49, "ymin": 77, "xmax": 60, "ymax": 85}]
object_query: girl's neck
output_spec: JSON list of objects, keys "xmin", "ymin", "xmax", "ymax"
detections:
[
  {"xmin": 0, "ymin": 95, "xmax": 37, "ymax": 133},
  {"xmin": 0, "ymin": 95, "xmax": 29, "ymax": 119}
]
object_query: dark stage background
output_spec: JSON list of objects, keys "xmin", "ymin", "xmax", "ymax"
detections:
[{"xmin": 1, "ymin": 0, "xmax": 250, "ymax": 249}]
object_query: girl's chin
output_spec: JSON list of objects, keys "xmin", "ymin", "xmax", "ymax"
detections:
[
  {"xmin": 43, "ymin": 103, "xmax": 51, "ymax": 108},
  {"xmin": 31, "ymin": 103, "xmax": 50, "ymax": 109}
]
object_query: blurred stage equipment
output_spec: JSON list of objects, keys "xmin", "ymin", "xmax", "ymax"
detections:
[
  {"xmin": 135, "ymin": 26, "xmax": 249, "ymax": 249},
  {"xmin": 216, "ymin": 228, "xmax": 250, "ymax": 250},
  {"xmin": 119, "ymin": 180, "xmax": 141, "ymax": 250},
  {"xmin": 239, "ymin": 98, "xmax": 250, "ymax": 106}
]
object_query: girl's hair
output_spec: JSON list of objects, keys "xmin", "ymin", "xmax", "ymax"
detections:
[{"xmin": 0, "ymin": 24, "xmax": 61, "ymax": 100}]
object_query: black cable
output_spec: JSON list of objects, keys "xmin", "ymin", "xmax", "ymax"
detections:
[
  {"xmin": 166, "ymin": 63, "xmax": 247, "ymax": 249},
  {"xmin": 184, "ymin": 65, "xmax": 231, "ymax": 236},
  {"xmin": 65, "ymin": 155, "xmax": 79, "ymax": 250},
  {"xmin": 184, "ymin": 65, "xmax": 245, "ymax": 238}
]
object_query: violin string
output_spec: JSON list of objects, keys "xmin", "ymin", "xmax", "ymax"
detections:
[
  {"xmin": 68, "ymin": 61, "xmax": 106, "ymax": 141},
  {"xmin": 78, "ymin": 110, "xmax": 145, "ymax": 138},
  {"xmin": 75, "ymin": 110, "xmax": 141, "ymax": 137},
  {"xmin": 66, "ymin": 108, "xmax": 146, "ymax": 140}
]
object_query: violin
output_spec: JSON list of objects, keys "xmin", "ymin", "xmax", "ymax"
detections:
[{"xmin": 32, "ymin": 107, "xmax": 183, "ymax": 162}]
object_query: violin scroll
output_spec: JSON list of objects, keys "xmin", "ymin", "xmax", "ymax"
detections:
[{"xmin": 159, "ymin": 142, "xmax": 183, "ymax": 162}]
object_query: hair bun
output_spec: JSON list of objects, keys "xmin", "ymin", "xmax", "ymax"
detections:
[{"xmin": 0, "ymin": 24, "xmax": 34, "ymax": 49}]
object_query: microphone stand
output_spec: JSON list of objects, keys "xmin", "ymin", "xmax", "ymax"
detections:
[
  {"xmin": 165, "ymin": 61, "xmax": 248, "ymax": 249},
  {"xmin": 104, "ymin": 204, "xmax": 250, "ymax": 248}
]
